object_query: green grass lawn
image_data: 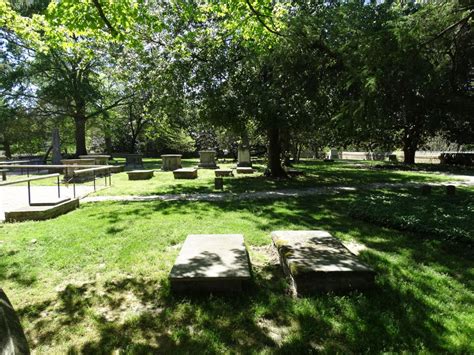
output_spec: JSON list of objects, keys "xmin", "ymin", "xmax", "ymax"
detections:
[
  {"xmin": 1, "ymin": 188, "xmax": 473, "ymax": 353},
  {"xmin": 2, "ymin": 159, "xmax": 465, "ymax": 194},
  {"xmin": 90, "ymin": 159, "xmax": 461, "ymax": 196}
]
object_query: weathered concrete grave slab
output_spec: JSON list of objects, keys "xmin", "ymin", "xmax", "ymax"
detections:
[
  {"xmin": 0, "ymin": 289, "xmax": 30, "ymax": 354},
  {"xmin": 236, "ymin": 167, "xmax": 255, "ymax": 174},
  {"xmin": 61, "ymin": 158, "xmax": 96, "ymax": 180},
  {"xmin": 173, "ymin": 168, "xmax": 198, "ymax": 179},
  {"xmin": 127, "ymin": 170, "xmax": 154, "ymax": 180},
  {"xmin": 109, "ymin": 165, "xmax": 125, "ymax": 174},
  {"xmin": 5, "ymin": 198, "xmax": 79, "ymax": 222},
  {"xmin": 79, "ymin": 154, "xmax": 110, "ymax": 165},
  {"xmin": 215, "ymin": 169, "xmax": 233, "ymax": 177},
  {"xmin": 169, "ymin": 234, "xmax": 251, "ymax": 292},
  {"xmin": 272, "ymin": 230, "xmax": 375, "ymax": 295}
]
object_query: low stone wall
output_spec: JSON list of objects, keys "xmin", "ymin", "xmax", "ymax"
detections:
[
  {"xmin": 341, "ymin": 152, "xmax": 386, "ymax": 161},
  {"xmin": 341, "ymin": 151, "xmax": 447, "ymax": 164}
]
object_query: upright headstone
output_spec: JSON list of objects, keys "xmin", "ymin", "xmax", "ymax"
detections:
[
  {"xmin": 237, "ymin": 144, "xmax": 252, "ymax": 167},
  {"xmin": 51, "ymin": 128, "xmax": 62, "ymax": 165},
  {"xmin": 198, "ymin": 150, "xmax": 218, "ymax": 169},
  {"xmin": 199, "ymin": 150, "xmax": 218, "ymax": 169},
  {"xmin": 327, "ymin": 149, "xmax": 338, "ymax": 160}
]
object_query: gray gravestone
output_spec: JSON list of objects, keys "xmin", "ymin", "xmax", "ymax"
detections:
[
  {"xmin": 237, "ymin": 144, "xmax": 252, "ymax": 167},
  {"xmin": 169, "ymin": 234, "xmax": 251, "ymax": 292},
  {"xmin": 272, "ymin": 230, "xmax": 375, "ymax": 295}
]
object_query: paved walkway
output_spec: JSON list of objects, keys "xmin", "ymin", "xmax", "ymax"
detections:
[
  {"xmin": 83, "ymin": 175, "xmax": 473, "ymax": 204},
  {"xmin": 0, "ymin": 185, "xmax": 94, "ymax": 221}
]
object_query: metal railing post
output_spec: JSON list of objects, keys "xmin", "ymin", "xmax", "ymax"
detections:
[
  {"xmin": 27, "ymin": 180, "xmax": 31, "ymax": 205},
  {"xmin": 57, "ymin": 175, "xmax": 60, "ymax": 198},
  {"xmin": 73, "ymin": 181, "xmax": 76, "ymax": 198},
  {"xmin": 93, "ymin": 171, "xmax": 96, "ymax": 191}
]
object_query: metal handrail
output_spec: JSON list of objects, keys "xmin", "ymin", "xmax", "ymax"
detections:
[
  {"xmin": 72, "ymin": 166, "xmax": 112, "ymax": 197},
  {"xmin": 0, "ymin": 173, "xmax": 61, "ymax": 205},
  {"xmin": 0, "ymin": 173, "xmax": 60, "ymax": 186}
]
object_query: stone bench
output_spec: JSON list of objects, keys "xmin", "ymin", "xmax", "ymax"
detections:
[
  {"xmin": 173, "ymin": 168, "xmax": 198, "ymax": 179},
  {"xmin": 236, "ymin": 167, "xmax": 255, "ymax": 174},
  {"xmin": 169, "ymin": 234, "xmax": 251, "ymax": 292},
  {"xmin": 0, "ymin": 168, "xmax": 7, "ymax": 181},
  {"xmin": 126, "ymin": 170, "xmax": 154, "ymax": 180},
  {"xmin": 0, "ymin": 289, "xmax": 30, "ymax": 354},
  {"xmin": 215, "ymin": 169, "xmax": 233, "ymax": 177},
  {"xmin": 272, "ymin": 230, "xmax": 375, "ymax": 295},
  {"xmin": 5, "ymin": 198, "xmax": 80, "ymax": 223}
]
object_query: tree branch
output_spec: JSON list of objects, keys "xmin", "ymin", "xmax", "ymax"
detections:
[
  {"xmin": 91, "ymin": 0, "xmax": 119, "ymax": 37},
  {"xmin": 245, "ymin": 0, "xmax": 286, "ymax": 37},
  {"xmin": 86, "ymin": 95, "xmax": 131, "ymax": 119},
  {"xmin": 422, "ymin": 10, "xmax": 473, "ymax": 46}
]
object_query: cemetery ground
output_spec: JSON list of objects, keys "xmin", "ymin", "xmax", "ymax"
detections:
[
  {"xmin": 0, "ymin": 159, "xmax": 473, "ymax": 353},
  {"xmin": 94, "ymin": 158, "xmax": 462, "ymax": 196}
]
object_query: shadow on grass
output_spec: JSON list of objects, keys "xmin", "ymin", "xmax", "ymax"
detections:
[{"xmin": 14, "ymin": 192, "xmax": 474, "ymax": 353}]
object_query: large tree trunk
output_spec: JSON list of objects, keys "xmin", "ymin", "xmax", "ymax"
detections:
[
  {"xmin": 402, "ymin": 134, "xmax": 418, "ymax": 164},
  {"xmin": 267, "ymin": 127, "xmax": 287, "ymax": 177},
  {"xmin": 74, "ymin": 116, "xmax": 88, "ymax": 156}
]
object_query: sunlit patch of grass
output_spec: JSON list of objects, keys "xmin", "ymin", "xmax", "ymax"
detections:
[{"xmin": 1, "ymin": 190, "xmax": 473, "ymax": 353}]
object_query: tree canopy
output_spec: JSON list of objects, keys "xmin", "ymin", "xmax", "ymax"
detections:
[{"xmin": 1, "ymin": 0, "xmax": 472, "ymax": 171}]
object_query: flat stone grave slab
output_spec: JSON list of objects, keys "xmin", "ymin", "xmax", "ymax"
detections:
[
  {"xmin": 169, "ymin": 234, "xmax": 251, "ymax": 292},
  {"xmin": 236, "ymin": 167, "xmax": 255, "ymax": 174},
  {"xmin": 5, "ymin": 198, "xmax": 79, "ymax": 223},
  {"xmin": 126, "ymin": 170, "xmax": 154, "ymax": 180},
  {"xmin": 110, "ymin": 165, "xmax": 124, "ymax": 174},
  {"xmin": 215, "ymin": 169, "xmax": 233, "ymax": 177},
  {"xmin": 286, "ymin": 168, "xmax": 304, "ymax": 177},
  {"xmin": 173, "ymin": 168, "xmax": 198, "ymax": 179},
  {"xmin": 272, "ymin": 230, "xmax": 375, "ymax": 295}
]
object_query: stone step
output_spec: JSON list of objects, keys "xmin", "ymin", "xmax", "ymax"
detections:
[
  {"xmin": 5, "ymin": 198, "xmax": 79, "ymax": 222},
  {"xmin": 169, "ymin": 234, "xmax": 251, "ymax": 292},
  {"xmin": 272, "ymin": 230, "xmax": 375, "ymax": 295}
]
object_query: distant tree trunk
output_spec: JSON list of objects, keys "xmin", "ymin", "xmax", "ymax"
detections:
[
  {"xmin": 4, "ymin": 139, "xmax": 12, "ymax": 159},
  {"xmin": 74, "ymin": 116, "xmax": 88, "ymax": 156},
  {"xmin": 105, "ymin": 135, "xmax": 112, "ymax": 155},
  {"xmin": 43, "ymin": 145, "xmax": 53, "ymax": 164},
  {"xmin": 73, "ymin": 96, "xmax": 88, "ymax": 156},
  {"xmin": 267, "ymin": 127, "xmax": 287, "ymax": 177}
]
